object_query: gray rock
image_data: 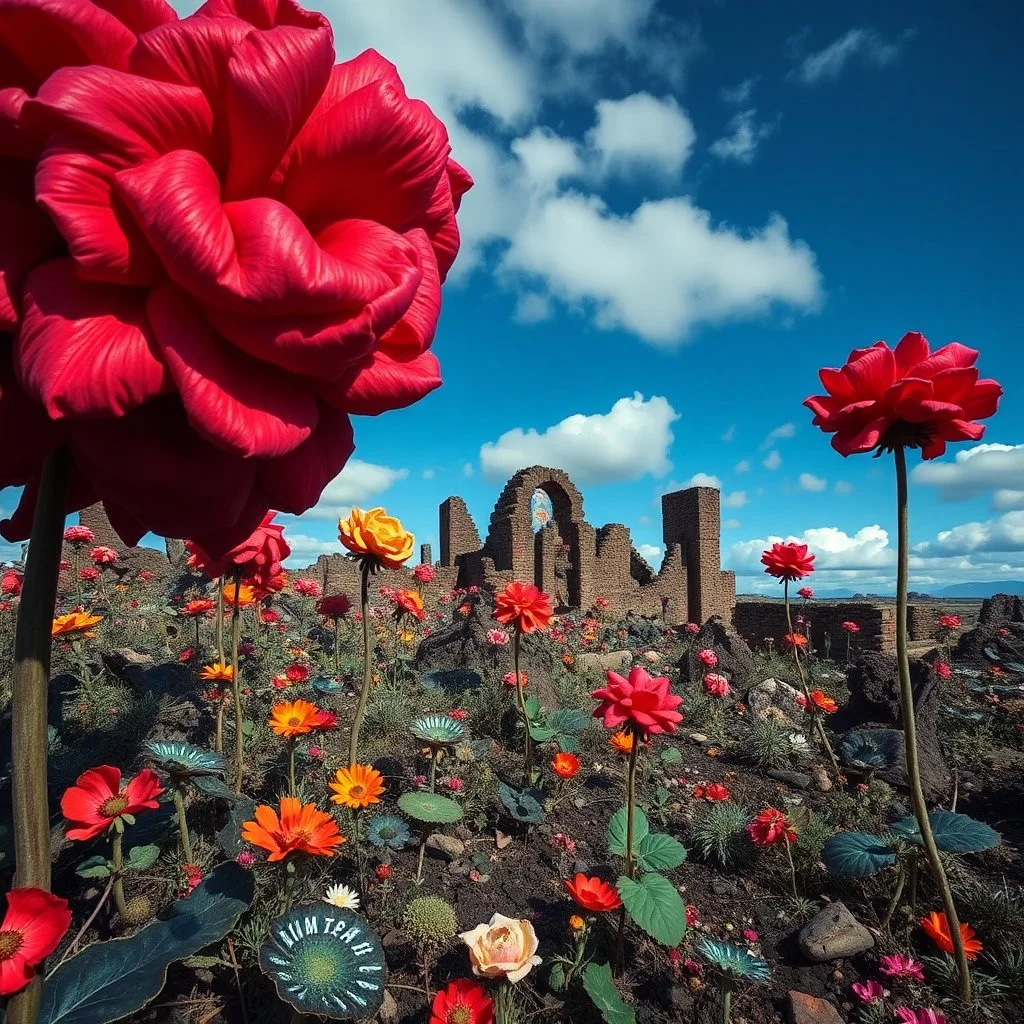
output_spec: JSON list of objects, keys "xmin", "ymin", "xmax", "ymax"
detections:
[
  {"xmin": 788, "ymin": 991, "xmax": 846, "ymax": 1024},
  {"xmin": 768, "ymin": 770, "xmax": 811, "ymax": 791},
  {"xmin": 102, "ymin": 647, "xmax": 155, "ymax": 689},
  {"xmin": 813, "ymin": 766, "xmax": 834, "ymax": 792},
  {"xmin": 750, "ymin": 678, "xmax": 807, "ymax": 723},
  {"xmin": 425, "ymin": 834, "xmax": 466, "ymax": 860},
  {"xmin": 577, "ymin": 649, "xmax": 632, "ymax": 673},
  {"xmin": 688, "ymin": 732, "xmax": 709, "ymax": 744},
  {"xmin": 798, "ymin": 902, "xmax": 874, "ymax": 962}
]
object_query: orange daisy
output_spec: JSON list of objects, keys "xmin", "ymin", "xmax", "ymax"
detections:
[
  {"xmin": 920, "ymin": 911, "xmax": 982, "ymax": 960},
  {"xmin": 609, "ymin": 730, "xmax": 635, "ymax": 755},
  {"xmin": 199, "ymin": 661, "xmax": 234, "ymax": 681},
  {"xmin": 783, "ymin": 633, "xmax": 808, "ymax": 650},
  {"xmin": 269, "ymin": 699, "xmax": 322, "ymax": 739},
  {"xmin": 222, "ymin": 582, "xmax": 255, "ymax": 607},
  {"xmin": 52, "ymin": 611, "xmax": 103, "ymax": 637},
  {"xmin": 329, "ymin": 764, "xmax": 386, "ymax": 809},
  {"xmin": 808, "ymin": 690, "xmax": 838, "ymax": 713},
  {"xmin": 240, "ymin": 797, "xmax": 344, "ymax": 862},
  {"xmin": 551, "ymin": 752, "xmax": 580, "ymax": 779}
]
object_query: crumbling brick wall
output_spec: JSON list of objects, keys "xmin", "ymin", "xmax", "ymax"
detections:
[
  {"xmin": 734, "ymin": 601, "xmax": 897, "ymax": 656},
  {"xmin": 907, "ymin": 605, "xmax": 941, "ymax": 642}
]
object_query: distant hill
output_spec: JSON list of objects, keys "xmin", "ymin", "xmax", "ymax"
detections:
[{"xmin": 932, "ymin": 580, "xmax": 1024, "ymax": 598}]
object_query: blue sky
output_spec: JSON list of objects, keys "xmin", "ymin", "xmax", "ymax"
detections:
[{"xmin": 3, "ymin": 1, "xmax": 1023, "ymax": 594}]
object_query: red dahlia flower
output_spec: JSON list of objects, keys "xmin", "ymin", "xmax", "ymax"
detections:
[
  {"xmin": 841, "ymin": 620, "xmax": 860, "ymax": 633},
  {"xmin": 937, "ymin": 614, "xmax": 962, "ymax": 630},
  {"xmin": 804, "ymin": 332, "xmax": 1002, "ymax": 460},
  {"xmin": 591, "ymin": 665, "xmax": 683, "ymax": 737},
  {"xmin": 564, "ymin": 873, "xmax": 622, "ymax": 913},
  {"xmin": 181, "ymin": 598, "xmax": 216, "ymax": 618},
  {"xmin": 185, "ymin": 512, "xmax": 290, "ymax": 586},
  {"xmin": 413, "ymin": 563, "xmax": 436, "ymax": 583},
  {"xmin": 61, "ymin": 526, "xmax": 94, "ymax": 545},
  {"xmin": 747, "ymin": 807, "xmax": 797, "ymax": 847},
  {"xmin": 493, "ymin": 582, "xmax": 553, "ymax": 635},
  {"xmin": 0, "ymin": 0, "xmax": 470, "ymax": 554},
  {"xmin": 430, "ymin": 979, "xmax": 494, "ymax": 1024},
  {"xmin": 317, "ymin": 593, "xmax": 351, "ymax": 620},
  {"xmin": 761, "ymin": 542, "xmax": 815, "ymax": 581},
  {"xmin": 292, "ymin": 578, "xmax": 322, "ymax": 598},
  {"xmin": 797, "ymin": 587, "xmax": 814, "ymax": 600},
  {"xmin": 0, "ymin": 887, "xmax": 73, "ymax": 996},
  {"xmin": 0, "ymin": 571, "xmax": 22, "ymax": 596},
  {"xmin": 60, "ymin": 765, "xmax": 164, "ymax": 841}
]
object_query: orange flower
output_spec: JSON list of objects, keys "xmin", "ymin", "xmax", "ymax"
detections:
[
  {"xmin": 783, "ymin": 633, "xmax": 808, "ymax": 650},
  {"xmin": 608, "ymin": 730, "xmax": 635, "ymax": 755},
  {"xmin": 199, "ymin": 662, "xmax": 234, "ymax": 681},
  {"xmin": 808, "ymin": 690, "xmax": 837, "ymax": 713},
  {"xmin": 181, "ymin": 598, "xmax": 216, "ymax": 618},
  {"xmin": 269, "ymin": 699, "xmax": 322, "ymax": 738},
  {"xmin": 222, "ymin": 582, "xmax": 255, "ymax": 607},
  {"xmin": 551, "ymin": 753, "xmax": 580, "ymax": 780},
  {"xmin": 241, "ymin": 798, "xmax": 344, "ymax": 862},
  {"xmin": 393, "ymin": 589, "xmax": 425, "ymax": 621},
  {"xmin": 52, "ymin": 611, "xmax": 103, "ymax": 637},
  {"xmin": 493, "ymin": 582, "xmax": 553, "ymax": 634},
  {"xmin": 329, "ymin": 763, "xmax": 386, "ymax": 809},
  {"xmin": 338, "ymin": 507, "xmax": 413, "ymax": 569},
  {"xmin": 920, "ymin": 911, "xmax": 982, "ymax": 960}
]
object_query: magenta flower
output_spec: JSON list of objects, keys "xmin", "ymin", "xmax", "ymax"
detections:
[
  {"xmin": 896, "ymin": 1010, "xmax": 947, "ymax": 1024},
  {"xmin": 591, "ymin": 666, "xmax": 683, "ymax": 737},
  {"xmin": 879, "ymin": 954, "xmax": 925, "ymax": 983},
  {"xmin": 696, "ymin": 649, "xmax": 718, "ymax": 668},
  {"xmin": 851, "ymin": 980, "xmax": 888, "ymax": 1004}
]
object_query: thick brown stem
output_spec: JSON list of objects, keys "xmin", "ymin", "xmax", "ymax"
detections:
[
  {"xmin": 513, "ymin": 629, "xmax": 532, "ymax": 781},
  {"xmin": 231, "ymin": 575, "xmax": 244, "ymax": 794},
  {"xmin": 10, "ymin": 448, "xmax": 71, "ymax": 1024},
  {"xmin": 894, "ymin": 445, "xmax": 970, "ymax": 1002}
]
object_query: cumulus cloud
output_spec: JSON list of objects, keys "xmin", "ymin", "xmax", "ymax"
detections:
[
  {"xmin": 791, "ymin": 27, "xmax": 901, "ymax": 85},
  {"xmin": 686, "ymin": 472, "xmax": 722, "ymax": 489},
  {"xmin": 721, "ymin": 78, "xmax": 756, "ymax": 105},
  {"xmin": 761, "ymin": 422, "xmax": 797, "ymax": 448},
  {"xmin": 511, "ymin": 128, "xmax": 584, "ymax": 193},
  {"xmin": 798, "ymin": 472, "xmax": 827, "ymax": 492},
  {"xmin": 723, "ymin": 491, "xmax": 748, "ymax": 508},
  {"xmin": 422, "ymin": 469, "xmax": 435, "ymax": 480},
  {"xmin": 513, "ymin": 292, "xmax": 554, "ymax": 324},
  {"xmin": 762, "ymin": 450, "xmax": 782, "ymax": 470},
  {"xmin": 508, "ymin": 0, "xmax": 658, "ymax": 55},
  {"xmin": 730, "ymin": 525, "xmax": 894, "ymax": 573},
  {"xmin": 913, "ymin": 511, "xmax": 1024, "ymax": 556},
  {"xmin": 300, "ymin": 460, "xmax": 407, "ymax": 520},
  {"xmin": 912, "ymin": 443, "xmax": 1024, "ymax": 509},
  {"xmin": 834, "ymin": 480, "xmax": 854, "ymax": 494},
  {"xmin": 284, "ymin": 534, "xmax": 343, "ymax": 564},
  {"xmin": 637, "ymin": 543, "xmax": 664, "ymax": 566},
  {"xmin": 735, "ymin": 460, "xmax": 751, "ymax": 474},
  {"xmin": 723, "ymin": 518, "xmax": 741, "ymax": 529},
  {"xmin": 710, "ymin": 109, "xmax": 777, "ymax": 164},
  {"xmin": 480, "ymin": 393, "xmax": 679, "ymax": 484},
  {"xmin": 587, "ymin": 93, "xmax": 696, "ymax": 178}
]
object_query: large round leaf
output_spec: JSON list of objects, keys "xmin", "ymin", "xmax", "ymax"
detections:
[
  {"xmin": 608, "ymin": 806, "xmax": 649, "ymax": 857},
  {"xmin": 635, "ymin": 833, "xmax": 687, "ymax": 872},
  {"xmin": 616, "ymin": 872, "xmax": 687, "ymax": 947},
  {"xmin": 582, "ymin": 962, "xmax": 636, "ymax": 1024},
  {"xmin": 823, "ymin": 832, "xmax": 896, "ymax": 877},
  {"xmin": 838, "ymin": 730, "xmax": 899, "ymax": 770},
  {"xmin": 397, "ymin": 791, "xmax": 464, "ymax": 824},
  {"xmin": 891, "ymin": 812, "xmax": 1000, "ymax": 853}
]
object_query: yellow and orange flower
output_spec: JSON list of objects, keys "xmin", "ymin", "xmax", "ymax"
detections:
[
  {"xmin": 551, "ymin": 752, "xmax": 581, "ymax": 780},
  {"xmin": 240, "ymin": 797, "xmax": 344, "ymax": 862},
  {"xmin": 608, "ymin": 730, "xmax": 635, "ymax": 755},
  {"xmin": 329, "ymin": 763, "xmax": 386, "ymax": 809},
  {"xmin": 269, "ymin": 699, "xmax": 322, "ymax": 739},
  {"xmin": 920, "ymin": 911, "xmax": 982, "ymax": 960},
  {"xmin": 393, "ymin": 589, "xmax": 425, "ymax": 621},
  {"xmin": 52, "ymin": 611, "xmax": 103, "ymax": 637},
  {"xmin": 338, "ymin": 507, "xmax": 413, "ymax": 569},
  {"xmin": 198, "ymin": 661, "xmax": 234, "ymax": 681},
  {"xmin": 222, "ymin": 582, "xmax": 255, "ymax": 607}
]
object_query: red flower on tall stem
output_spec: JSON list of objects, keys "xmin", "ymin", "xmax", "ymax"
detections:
[
  {"xmin": 61, "ymin": 765, "xmax": 164, "ymax": 841},
  {"xmin": 185, "ymin": 513, "xmax": 290, "ymax": 586},
  {"xmin": 493, "ymin": 582, "xmax": 553, "ymax": 634},
  {"xmin": 565, "ymin": 873, "xmax": 622, "ymax": 913},
  {"xmin": 591, "ymin": 665, "xmax": 683, "ymax": 737},
  {"xmin": 747, "ymin": 807, "xmax": 797, "ymax": 847},
  {"xmin": 761, "ymin": 543, "xmax": 815, "ymax": 581},
  {"xmin": 430, "ymin": 979, "xmax": 494, "ymax": 1024},
  {"xmin": 317, "ymin": 594, "xmax": 351, "ymax": 620},
  {"xmin": 0, "ymin": 888, "xmax": 73, "ymax": 996}
]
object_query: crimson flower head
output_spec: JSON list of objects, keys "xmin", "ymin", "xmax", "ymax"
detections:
[
  {"xmin": 784, "ymin": 633, "xmax": 808, "ymax": 650},
  {"xmin": 0, "ymin": 0, "xmax": 471, "ymax": 556},
  {"xmin": 181, "ymin": 598, "xmax": 216, "ymax": 618},
  {"xmin": 747, "ymin": 807, "xmax": 797, "ymax": 847},
  {"xmin": 61, "ymin": 765, "xmax": 164, "ymax": 841},
  {"xmin": 62, "ymin": 526, "xmax": 94, "ymax": 545},
  {"xmin": 186, "ymin": 513, "xmax": 290, "ymax": 586},
  {"xmin": 761, "ymin": 542, "xmax": 815, "ymax": 581},
  {"xmin": 90, "ymin": 546, "xmax": 118, "ymax": 565},
  {"xmin": 317, "ymin": 594, "xmax": 352, "ymax": 620},
  {"xmin": 285, "ymin": 662, "xmax": 310, "ymax": 684},
  {"xmin": 703, "ymin": 673, "xmax": 730, "ymax": 698},
  {"xmin": 292, "ymin": 578, "xmax": 322, "ymax": 598},
  {"xmin": 565, "ymin": 874, "xmax": 622, "ymax": 913},
  {"xmin": 841, "ymin": 620, "xmax": 860, "ymax": 633},
  {"xmin": 430, "ymin": 979, "xmax": 494, "ymax": 1024},
  {"xmin": 493, "ymin": 582, "xmax": 553, "ymax": 635},
  {"xmin": 797, "ymin": 586, "xmax": 814, "ymax": 600},
  {"xmin": 0, "ymin": 888, "xmax": 72, "ymax": 996},
  {"xmin": 937, "ymin": 614, "xmax": 962, "ymax": 630},
  {"xmin": 413, "ymin": 563, "xmax": 436, "ymax": 583},
  {"xmin": 0, "ymin": 571, "xmax": 22, "ymax": 596},
  {"xmin": 804, "ymin": 332, "xmax": 1002, "ymax": 459},
  {"xmin": 591, "ymin": 665, "xmax": 683, "ymax": 737}
]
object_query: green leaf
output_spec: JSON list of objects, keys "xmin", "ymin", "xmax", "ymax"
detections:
[
  {"xmin": 608, "ymin": 806, "xmax": 650, "ymax": 857},
  {"xmin": 76, "ymin": 855, "xmax": 111, "ymax": 880},
  {"xmin": 528, "ymin": 724, "xmax": 556, "ymax": 743},
  {"xmin": 635, "ymin": 833, "xmax": 687, "ymax": 872},
  {"xmin": 397, "ymin": 791, "xmax": 464, "ymax": 824},
  {"xmin": 125, "ymin": 845, "xmax": 161, "ymax": 872},
  {"xmin": 823, "ymin": 832, "xmax": 897, "ymax": 877},
  {"xmin": 193, "ymin": 774, "xmax": 237, "ymax": 802},
  {"xmin": 617, "ymin": 872, "xmax": 687, "ymax": 947},
  {"xmin": 893, "ymin": 812, "xmax": 1001, "ymax": 854},
  {"xmin": 524, "ymin": 695, "xmax": 544, "ymax": 722},
  {"xmin": 497, "ymin": 782, "xmax": 545, "ymax": 824},
  {"xmin": 659, "ymin": 746, "xmax": 682, "ymax": 765},
  {"xmin": 547, "ymin": 708, "xmax": 589, "ymax": 736},
  {"xmin": 582, "ymin": 962, "xmax": 636, "ymax": 1024},
  {"xmin": 217, "ymin": 795, "xmax": 255, "ymax": 858},
  {"xmin": 548, "ymin": 962, "xmax": 567, "ymax": 994},
  {"xmin": 181, "ymin": 955, "xmax": 223, "ymax": 969},
  {"xmin": 41, "ymin": 863, "xmax": 254, "ymax": 1024}
]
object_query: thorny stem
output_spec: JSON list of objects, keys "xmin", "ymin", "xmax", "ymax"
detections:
[
  {"xmin": 348, "ymin": 561, "xmax": 373, "ymax": 767},
  {"xmin": 231, "ymin": 573, "xmax": 245, "ymax": 793},
  {"xmin": 9, "ymin": 448, "xmax": 70, "ymax": 1024},
  {"xmin": 111, "ymin": 830, "xmax": 129, "ymax": 922},
  {"xmin": 173, "ymin": 785, "xmax": 194, "ymax": 863},
  {"xmin": 513, "ymin": 628, "xmax": 532, "ymax": 781},
  {"xmin": 894, "ymin": 445, "xmax": 970, "ymax": 1002}
]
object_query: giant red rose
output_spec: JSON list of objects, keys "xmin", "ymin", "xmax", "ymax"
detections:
[
  {"xmin": 804, "ymin": 332, "xmax": 1002, "ymax": 460},
  {"xmin": 185, "ymin": 510, "xmax": 290, "ymax": 584},
  {"xmin": 0, "ymin": 0, "xmax": 470, "ymax": 553}
]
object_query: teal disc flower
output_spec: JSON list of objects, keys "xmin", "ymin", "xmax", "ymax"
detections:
[
  {"xmin": 144, "ymin": 741, "xmax": 227, "ymax": 778},
  {"xmin": 410, "ymin": 714, "xmax": 464, "ymax": 746},
  {"xmin": 364, "ymin": 814, "xmax": 412, "ymax": 851},
  {"xmin": 260, "ymin": 906, "xmax": 387, "ymax": 1019},
  {"xmin": 695, "ymin": 937, "xmax": 771, "ymax": 983}
]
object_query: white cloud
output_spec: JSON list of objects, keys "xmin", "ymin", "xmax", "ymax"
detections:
[
  {"xmin": 798, "ymin": 472, "xmax": 827, "ymax": 492},
  {"xmin": 735, "ymin": 460, "xmax": 751, "ymax": 474},
  {"xmin": 284, "ymin": 533, "xmax": 342, "ymax": 564},
  {"xmin": 914, "ymin": 511, "xmax": 1024, "ymax": 556},
  {"xmin": 762, "ymin": 450, "xmax": 782, "ymax": 470},
  {"xmin": 730, "ymin": 525, "xmax": 894, "ymax": 574},
  {"xmin": 637, "ymin": 543, "xmax": 664, "ymax": 566},
  {"xmin": 299, "ymin": 459, "xmax": 407, "ymax": 520},
  {"xmin": 834, "ymin": 480, "xmax": 854, "ymax": 494},
  {"xmin": 723, "ymin": 491, "xmax": 748, "ymax": 508},
  {"xmin": 723, "ymin": 518, "xmax": 741, "ymax": 529},
  {"xmin": 501, "ymin": 196, "xmax": 821, "ymax": 347},
  {"xmin": 511, "ymin": 128, "xmax": 583, "ymax": 193},
  {"xmin": 480, "ymin": 392, "xmax": 679, "ymax": 484},
  {"xmin": 721, "ymin": 78, "xmax": 756, "ymax": 105},
  {"xmin": 710, "ymin": 109, "xmax": 777, "ymax": 164},
  {"xmin": 509, "ymin": 0, "xmax": 658, "ymax": 55},
  {"xmin": 422, "ymin": 468, "xmax": 435, "ymax": 480},
  {"xmin": 686, "ymin": 472, "xmax": 722, "ymax": 489},
  {"xmin": 792, "ymin": 27, "xmax": 901, "ymax": 85},
  {"xmin": 513, "ymin": 292, "xmax": 554, "ymax": 324},
  {"xmin": 721, "ymin": 425, "xmax": 736, "ymax": 442},
  {"xmin": 462, "ymin": 462, "xmax": 475, "ymax": 478},
  {"xmin": 761, "ymin": 422, "xmax": 797, "ymax": 448},
  {"xmin": 912, "ymin": 444, "xmax": 1024, "ymax": 508},
  {"xmin": 586, "ymin": 93, "xmax": 695, "ymax": 178}
]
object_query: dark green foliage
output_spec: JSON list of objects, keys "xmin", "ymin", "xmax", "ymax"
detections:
[{"xmin": 690, "ymin": 802, "xmax": 752, "ymax": 869}]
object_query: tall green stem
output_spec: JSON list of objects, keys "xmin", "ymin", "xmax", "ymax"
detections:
[
  {"xmin": 288, "ymin": 739, "xmax": 297, "ymax": 797},
  {"xmin": 783, "ymin": 833, "xmax": 798, "ymax": 900},
  {"xmin": 173, "ymin": 785, "xmax": 194, "ymax": 863},
  {"xmin": 513, "ymin": 628, "xmax": 532, "ymax": 781},
  {"xmin": 615, "ymin": 732, "xmax": 641, "ymax": 974},
  {"xmin": 333, "ymin": 619, "xmax": 341, "ymax": 681},
  {"xmin": 9, "ymin": 449, "xmax": 70, "ymax": 1024},
  {"xmin": 879, "ymin": 860, "xmax": 907, "ymax": 930},
  {"xmin": 214, "ymin": 580, "xmax": 225, "ymax": 753},
  {"xmin": 722, "ymin": 986, "xmax": 732, "ymax": 1024},
  {"xmin": 894, "ymin": 445, "xmax": 970, "ymax": 1002},
  {"xmin": 231, "ymin": 574, "xmax": 244, "ymax": 794},
  {"xmin": 111, "ymin": 829, "xmax": 128, "ymax": 921},
  {"xmin": 348, "ymin": 561, "xmax": 373, "ymax": 767}
]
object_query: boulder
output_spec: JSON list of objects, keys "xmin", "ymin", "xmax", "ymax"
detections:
[
  {"xmin": 831, "ymin": 652, "xmax": 950, "ymax": 801},
  {"xmin": 577, "ymin": 650, "xmax": 632, "ymax": 674},
  {"xmin": 749, "ymin": 678, "xmax": 807, "ymax": 724},
  {"xmin": 425, "ymin": 834, "xmax": 466, "ymax": 860},
  {"xmin": 677, "ymin": 616, "xmax": 755, "ymax": 692},
  {"xmin": 788, "ymin": 991, "xmax": 846, "ymax": 1024},
  {"xmin": 103, "ymin": 648, "xmax": 156, "ymax": 690},
  {"xmin": 798, "ymin": 902, "xmax": 874, "ymax": 962}
]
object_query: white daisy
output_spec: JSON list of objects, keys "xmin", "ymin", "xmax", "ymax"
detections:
[{"xmin": 323, "ymin": 883, "xmax": 360, "ymax": 910}]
